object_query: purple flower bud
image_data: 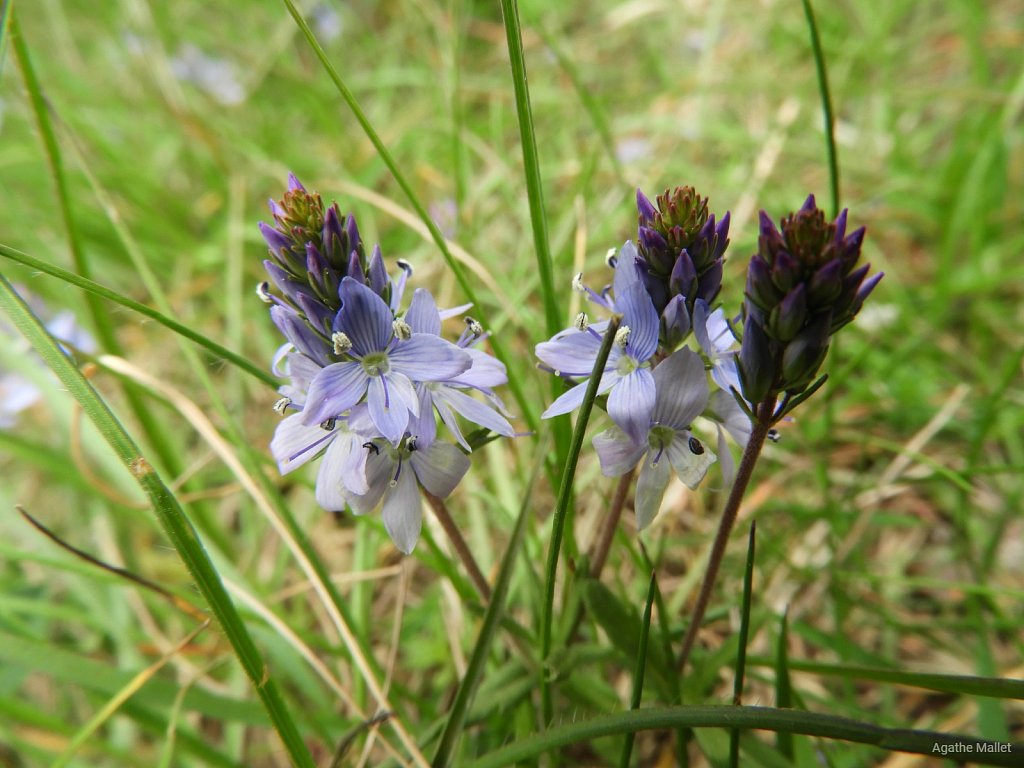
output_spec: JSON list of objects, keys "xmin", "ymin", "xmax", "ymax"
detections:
[
  {"xmin": 636, "ymin": 188, "xmax": 657, "ymax": 224},
  {"xmin": 660, "ymin": 294, "xmax": 691, "ymax": 348},
  {"xmin": 745, "ymin": 255, "xmax": 780, "ymax": 311},
  {"xmin": 295, "ymin": 292, "xmax": 334, "ymax": 337},
  {"xmin": 738, "ymin": 314, "xmax": 775, "ymax": 405},
  {"xmin": 769, "ymin": 284, "xmax": 807, "ymax": 342},
  {"xmin": 264, "ymin": 260, "xmax": 306, "ymax": 306},
  {"xmin": 669, "ymin": 250, "xmax": 697, "ymax": 299},
  {"xmin": 807, "ymin": 257, "xmax": 844, "ymax": 307},
  {"xmin": 346, "ymin": 251, "xmax": 365, "ymax": 285},
  {"xmin": 696, "ymin": 258, "xmax": 723, "ymax": 304},
  {"xmin": 368, "ymin": 245, "xmax": 388, "ymax": 297},
  {"xmin": 321, "ymin": 204, "xmax": 347, "ymax": 270},
  {"xmin": 771, "ymin": 251, "xmax": 801, "ymax": 293},
  {"xmin": 259, "ymin": 221, "xmax": 292, "ymax": 258},
  {"xmin": 780, "ymin": 313, "xmax": 830, "ymax": 393},
  {"xmin": 271, "ymin": 304, "xmax": 330, "ymax": 366},
  {"xmin": 345, "ymin": 214, "xmax": 362, "ymax": 254}
]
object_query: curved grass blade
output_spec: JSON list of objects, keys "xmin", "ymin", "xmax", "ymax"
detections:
[
  {"xmin": 466, "ymin": 705, "xmax": 1023, "ymax": 768},
  {"xmin": 800, "ymin": 0, "xmax": 840, "ymax": 216},
  {"xmin": 618, "ymin": 571, "xmax": 657, "ymax": 768},
  {"xmin": 0, "ymin": 243, "xmax": 276, "ymax": 386},
  {"xmin": 431, "ymin": 438, "xmax": 546, "ymax": 767},
  {"xmin": 540, "ymin": 315, "xmax": 621, "ymax": 726},
  {"xmin": 0, "ymin": 275, "xmax": 316, "ymax": 768}
]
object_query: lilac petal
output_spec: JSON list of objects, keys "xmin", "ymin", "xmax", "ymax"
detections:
[
  {"xmin": 316, "ymin": 433, "xmax": 369, "ymax": 509},
  {"xmin": 651, "ymin": 348, "xmax": 708, "ymax": 429},
  {"xmin": 405, "ymin": 288, "xmax": 441, "ymax": 335},
  {"xmin": 592, "ymin": 427, "xmax": 646, "ymax": 477},
  {"xmin": 450, "ymin": 348, "xmax": 507, "ymax": 388},
  {"xmin": 692, "ymin": 299, "xmax": 714, "ymax": 358},
  {"xmin": 535, "ymin": 331, "xmax": 605, "ymax": 376},
  {"xmin": 635, "ymin": 455, "xmax": 671, "ymax": 530},
  {"xmin": 607, "ymin": 367, "xmax": 655, "ymax": 443},
  {"xmin": 389, "ymin": 334, "xmax": 472, "ymax": 381},
  {"xmin": 382, "ymin": 468, "xmax": 422, "ymax": 554},
  {"xmin": 709, "ymin": 390, "xmax": 751, "ymax": 448},
  {"xmin": 337, "ymin": 277, "xmax": 393, "ymax": 354},
  {"xmin": 411, "ymin": 442, "xmax": 470, "ymax": 498},
  {"xmin": 711, "ymin": 357, "xmax": 742, "ymax": 398},
  {"xmin": 541, "ymin": 373, "xmax": 617, "ymax": 419},
  {"xmin": 437, "ymin": 301, "xmax": 473, "ymax": 321},
  {"xmin": 287, "ymin": 352, "xmax": 322, "ymax": 391},
  {"xmin": 271, "ymin": 305, "xmax": 330, "ymax": 367},
  {"xmin": 613, "ymin": 240, "xmax": 644, "ymax": 298},
  {"xmin": 434, "ymin": 387, "xmax": 515, "ymax": 437},
  {"xmin": 270, "ymin": 413, "xmax": 336, "ymax": 474},
  {"xmin": 432, "ymin": 395, "xmax": 468, "ymax": 450},
  {"xmin": 666, "ymin": 432, "xmax": 716, "ymax": 489},
  {"xmin": 367, "ymin": 374, "xmax": 413, "ymax": 444},
  {"xmin": 615, "ymin": 281, "xmax": 659, "ymax": 362},
  {"xmin": 346, "ymin": 448, "xmax": 393, "ymax": 514},
  {"xmin": 715, "ymin": 426, "xmax": 735, "ymax": 487},
  {"xmin": 301, "ymin": 362, "xmax": 368, "ymax": 425}
]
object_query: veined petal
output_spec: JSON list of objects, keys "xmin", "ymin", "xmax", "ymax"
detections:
[
  {"xmin": 432, "ymin": 394, "xmax": 467, "ymax": 450},
  {"xmin": 450, "ymin": 348, "xmax": 507, "ymax": 388},
  {"xmin": 389, "ymin": 334, "xmax": 472, "ymax": 381},
  {"xmin": 337, "ymin": 277, "xmax": 393, "ymax": 354},
  {"xmin": 666, "ymin": 431, "xmax": 716, "ymax": 489},
  {"xmin": 607, "ymin": 367, "xmax": 655, "ymax": 443},
  {"xmin": 692, "ymin": 299, "xmax": 714, "ymax": 359},
  {"xmin": 592, "ymin": 427, "xmax": 646, "ymax": 477},
  {"xmin": 346, "ymin": 447, "xmax": 393, "ymax": 514},
  {"xmin": 612, "ymin": 240, "xmax": 643, "ymax": 299},
  {"xmin": 635, "ymin": 455, "xmax": 672, "ymax": 530},
  {"xmin": 616, "ymin": 281, "xmax": 659, "ymax": 362},
  {"xmin": 541, "ymin": 373, "xmax": 616, "ymax": 419},
  {"xmin": 535, "ymin": 331, "xmax": 604, "ymax": 376},
  {"xmin": 712, "ymin": 356, "xmax": 742, "ymax": 396},
  {"xmin": 286, "ymin": 352, "xmax": 322, "ymax": 392},
  {"xmin": 708, "ymin": 389, "xmax": 751, "ymax": 448},
  {"xmin": 270, "ymin": 413, "xmax": 335, "ymax": 474},
  {"xmin": 716, "ymin": 425, "xmax": 736, "ymax": 487},
  {"xmin": 434, "ymin": 387, "xmax": 515, "ymax": 437},
  {"xmin": 405, "ymin": 288, "xmax": 441, "ymax": 335},
  {"xmin": 706, "ymin": 307, "xmax": 736, "ymax": 354},
  {"xmin": 368, "ymin": 375, "xmax": 412, "ymax": 444},
  {"xmin": 409, "ymin": 385, "xmax": 438, "ymax": 447},
  {"xmin": 316, "ymin": 432, "xmax": 369, "ymax": 508},
  {"xmin": 437, "ymin": 301, "xmax": 473, "ymax": 321},
  {"xmin": 411, "ymin": 442, "xmax": 470, "ymax": 498},
  {"xmin": 651, "ymin": 348, "xmax": 708, "ymax": 429},
  {"xmin": 302, "ymin": 362, "xmax": 368, "ymax": 425},
  {"xmin": 382, "ymin": 468, "xmax": 422, "ymax": 554}
]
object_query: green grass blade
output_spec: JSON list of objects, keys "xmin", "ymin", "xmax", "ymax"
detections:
[
  {"xmin": 497, "ymin": 0, "xmax": 560, "ymax": 339},
  {"xmin": 541, "ymin": 315, "xmax": 621, "ymax": 727},
  {"xmin": 466, "ymin": 705, "xmax": 1023, "ymax": 768},
  {"xmin": 730, "ymin": 522, "xmax": 756, "ymax": 768},
  {"xmin": 618, "ymin": 571, "xmax": 657, "ymax": 768},
  {"xmin": 0, "ymin": 275, "xmax": 316, "ymax": 768},
  {"xmin": 774, "ymin": 610, "xmax": 795, "ymax": 760},
  {"xmin": 0, "ymin": 242, "xmax": 276, "ymax": 386},
  {"xmin": 279, "ymin": 0, "xmax": 537, "ymax": 432},
  {"xmin": 800, "ymin": 0, "xmax": 840, "ymax": 216},
  {"xmin": 431, "ymin": 439, "xmax": 546, "ymax": 767},
  {"xmin": 746, "ymin": 656, "xmax": 1024, "ymax": 700}
]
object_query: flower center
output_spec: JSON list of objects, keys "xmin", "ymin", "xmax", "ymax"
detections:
[
  {"xmin": 361, "ymin": 351, "xmax": 391, "ymax": 377},
  {"xmin": 647, "ymin": 425, "xmax": 675, "ymax": 464},
  {"xmin": 615, "ymin": 354, "xmax": 638, "ymax": 376}
]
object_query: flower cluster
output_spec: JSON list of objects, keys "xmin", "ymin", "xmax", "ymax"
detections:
[
  {"xmin": 260, "ymin": 175, "xmax": 513, "ymax": 553},
  {"xmin": 536, "ymin": 186, "xmax": 748, "ymax": 528},
  {"xmin": 536, "ymin": 187, "xmax": 879, "ymax": 529}
]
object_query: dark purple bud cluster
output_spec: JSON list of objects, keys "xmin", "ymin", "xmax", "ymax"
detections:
[
  {"xmin": 635, "ymin": 187, "xmax": 731, "ymax": 349},
  {"xmin": 738, "ymin": 196, "xmax": 882, "ymax": 405}
]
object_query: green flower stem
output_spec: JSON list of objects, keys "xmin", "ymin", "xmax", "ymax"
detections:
[
  {"xmin": 541, "ymin": 316, "xmax": 622, "ymax": 728},
  {"xmin": 801, "ymin": 0, "xmax": 840, "ymax": 217},
  {"xmin": 467, "ymin": 706, "xmax": 1023, "ymax": 768},
  {"xmin": 424, "ymin": 492, "xmax": 491, "ymax": 602},
  {"xmin": 677, "ymin": 397, "xmax": 775, "ymax": 672},
  {"xmin": 0, "ymin": 275, "xmax": 316, "ymax": 768},
  {"xmin": 0, "ymin": 243, "xmax": 276, "ymax": 386}
]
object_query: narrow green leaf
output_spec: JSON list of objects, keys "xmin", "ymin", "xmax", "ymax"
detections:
[
  {"xmin": 465, "ymin": 705, "xmax": 1023, "ymax": 768},
  {"xmin": 800, "ymin": 0, "xmax": 840, "ymax": 216},
  {"xmin": 775, "ymin": 610, "xmax": 795, "ymax": 760},
  {"xmin": 0, "ymin": 276, "xmax": 316, "ymax": 768},
  {"xmin": 618, "ymin": 572, "xmax": 657, "ymax": 768},
  {"xmin": 0, "ymin": 242, "xmax": 276, "ymax": 386},
  {"xmin": 431, "ymin": 440, "xmax": 546, "ymax": 767},
  {"xmin": 730, "ymin": 522, "xmax": 757, "ymax": 768},
  {"xmin": 540, "ymin": 316, "xmax": 621, "ymax": 727}
]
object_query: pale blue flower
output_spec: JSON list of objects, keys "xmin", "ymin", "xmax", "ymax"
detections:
[
  {"xmin": 536, "ymin": 248, "xmax": 659, "ymax": 442},
  {"xmin": 344, "ymin": 435, "xmax": 470, "ymax": 554},
  {"xmin": 592, "ymin": 348, "xmax": 716, "ymax": 529},
  {"xmin": 302, "ymin": 278, "xmax": 472, "ymax": 443},
  {"xmin": 693, "ymin": 298, "xmax": 741, "ymax": 395}
]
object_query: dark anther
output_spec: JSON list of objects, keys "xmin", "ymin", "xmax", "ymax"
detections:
[
  {"xmin": 767, "ymin": 429, "xmax": 781, "ymax": 443},
  {"xmin": 320, "ymin": 418, "xmax": 337, "ymax": 431},
  {"xmin": 688, "ymin": 436, "xmax": 705, "ymax": 455},
  {"xmin": 363, "ymin": 442, "xmax": 380, "ymax": 455}
]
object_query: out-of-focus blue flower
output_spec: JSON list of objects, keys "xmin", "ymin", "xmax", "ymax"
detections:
[
  {"xmin": 536, "ymin": 252, "xmax": 659, "ymax": 443},
  {"xmin": 170, "ymin": 44, "xmax": 246, "ymax": 106},
  {"xmin": 592, "ymin": 348, "xmax": 716, "ymax": 529}
]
